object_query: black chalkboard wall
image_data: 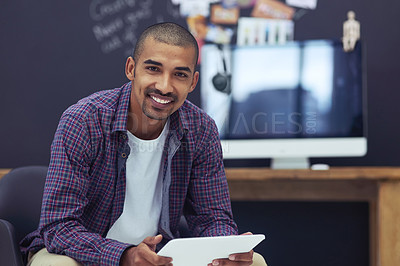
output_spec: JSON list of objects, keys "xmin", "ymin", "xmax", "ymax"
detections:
[{"xmin": 1, "ymin": 0, "xmax": 399, "ymax": 265}]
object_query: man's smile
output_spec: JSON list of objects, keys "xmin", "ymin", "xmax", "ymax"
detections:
[
  {"xmin": 146, "ymin": 89, "xmax": 177, "ymax": 111},
  {"xmin": 150, "ymin": 94, "xmax": 172, "ymax": 105}
]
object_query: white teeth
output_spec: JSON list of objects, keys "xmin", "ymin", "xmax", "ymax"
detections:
[{"xmin": 151, "ymin": 95, "xmax": 171, "ymax": 104}]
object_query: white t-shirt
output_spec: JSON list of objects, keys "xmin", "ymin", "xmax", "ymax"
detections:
[{"xmin": 106, "ymin": 120, "xmax": 169, "ymax": 245}]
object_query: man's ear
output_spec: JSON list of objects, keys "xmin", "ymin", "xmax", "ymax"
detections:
[
  {"xmin": 125, "ymin": 57, "xmax": 135, "ymax": 80},
  {"xmin": 189, "ymin": 71, "xmax": 199, "ymax": 93}
]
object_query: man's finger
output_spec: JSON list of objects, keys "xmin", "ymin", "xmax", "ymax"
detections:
[
  {"xmin": 210, "ymin": 257, "xmax": 252, "ymax": 265},
  {"xmin": 228, "ymin": 250, "xmax": 254, "ymax": 262},
  {"xmin": 142, "ymin": 234, "xmax": 163, "ymax": 251},
  {"xmin": 145, "ymin": 254, "xmax": 173, "ymax": 266},
  {"xmin": 143, "ymin": 234, "xmax": 163, "ymax": 245},
  {"xmin": 135, "ymin": 242, "xmax": 173, "ymax": 265},
  {"xmin": 210, "ymin": 250, "xmax": 253, "ymax": 265}
]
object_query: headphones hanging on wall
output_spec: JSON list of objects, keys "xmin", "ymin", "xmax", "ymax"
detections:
[{"xmin": 212, "ymin": 44, "xmax": 231, "ymax": 94}]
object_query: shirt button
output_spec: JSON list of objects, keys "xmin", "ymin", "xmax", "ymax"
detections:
[
  {"xmin": 121, "ymin": 134, "xmax": 127, "ymax": 140},
  {"xmin": 121, "ymin": 153, "xmax": 127, "ymax": 158}
]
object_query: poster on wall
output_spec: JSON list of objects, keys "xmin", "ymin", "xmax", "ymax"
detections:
[
  {"xmin": 286, "ymin": 0, "xmax": 318, "ymax": 10},
  {"xmin": 252, "ymin": 0, "xmax": 295, "ymax": 20},
  {"xmin": 210, "ymin": 4, "xmax": 240, "ymax": 25}
]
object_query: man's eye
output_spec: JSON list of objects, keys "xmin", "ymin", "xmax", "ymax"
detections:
[
  {"xmin": 175, "ymin": 72, "xmax": 188, "ymax": 78},
  {"xmin": 147, "ymin": 66, "xmax": 159, "ymax": 72}
]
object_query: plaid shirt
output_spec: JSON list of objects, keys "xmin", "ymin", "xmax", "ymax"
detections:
[{"xmin": 20, "ymin": 82, "xmax": 238, "ymax": 265}]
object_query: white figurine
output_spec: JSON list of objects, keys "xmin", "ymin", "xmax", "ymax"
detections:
[{"xmin": 342, "ymin": 10, "xmax": 360, "ymax": 52}]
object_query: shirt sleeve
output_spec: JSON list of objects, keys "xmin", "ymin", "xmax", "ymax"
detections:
[
  {"xmin": 39, "ymin": 113, "xmax": 130, "ymax": 266},
  {"xmin": 185, "ymin": 117, "xmax": 239, "ymax": 237}
]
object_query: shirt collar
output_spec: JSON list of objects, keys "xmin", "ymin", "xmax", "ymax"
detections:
[
  {"xmin": 111, "ymin": 82, "xmax": 132, "ymax": 133},
  {"xmin": 170, "ymin": 102, "xmax": 190, "ymax": 141}
]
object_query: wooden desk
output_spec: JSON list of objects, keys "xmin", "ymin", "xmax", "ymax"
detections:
[
  {"xmin": 225, "ymin": 167, "xmax": 400, "ymax": 266},
  {"xmin": 1, "ymin": 167, "xmax": 399, "ymax": 265}
]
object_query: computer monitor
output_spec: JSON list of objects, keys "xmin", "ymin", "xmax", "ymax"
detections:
[{"xmin": 200, "ymin": 40, "xmax": 367, "ymax": 169}]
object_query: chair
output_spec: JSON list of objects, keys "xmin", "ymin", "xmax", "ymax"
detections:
[
  {"xmin": 0, "ymin": 165, "xmax": 190, "ymax": 265},
  {"xmin": 0, "ymin": 166, "xmax": 48, "ymax": 266}
]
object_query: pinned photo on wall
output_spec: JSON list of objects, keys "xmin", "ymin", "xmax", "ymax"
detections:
[
  {"xmin": 286, "ymin": 0, "xmax": 318, "ymax": 10},
  {"xmin": 206, "ymin": 24, "xmax": 234, "ymax": 44},
  {"xmin": 187, "ymin": 15, "xmax": 209, "ymax": 64},
  {"xmin": 187, "ymin": 15, "xmax": 209, "ymax": 40},
  {"xmin": 173, "ymin": 0, "xmax": 219, "ymax": 6},
  {"xmin": 179, "ymin": 0, "xmax": 211, "ymax": 17},
  {"xmin": 237, "ymin": 17, "xmax": 294, "ymax": 46},
  {"xmin": 251, "ymin": 0, "xmax": 295, "ymax": 20},
  {"xmin": 211, "ymin": 4, "xmax": 240, "ymax": 25}
]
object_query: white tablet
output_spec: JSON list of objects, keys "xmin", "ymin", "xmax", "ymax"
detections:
[{"xmin": 157, "ymin": 234, "xmax": 265, "ymax": 266}]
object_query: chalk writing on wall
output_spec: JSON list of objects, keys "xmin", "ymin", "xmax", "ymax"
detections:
[{"xmin": 89, "ymin": 0, "xmax": 182, "ymax": 56}]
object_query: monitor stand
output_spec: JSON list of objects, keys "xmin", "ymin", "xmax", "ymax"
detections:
[{"xmin": 271, "ymin": 157, "xmax": 310, "ymax": 169}]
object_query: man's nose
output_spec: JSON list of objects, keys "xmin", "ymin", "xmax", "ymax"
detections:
[{"xmin": 156, "ymin": 73, "xmax": 174, "ymax": 95}]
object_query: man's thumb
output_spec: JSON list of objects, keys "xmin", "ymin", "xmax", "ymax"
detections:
[{"xmin": 144, "ymin": 234, "xmax": 163, "ymax": 245}]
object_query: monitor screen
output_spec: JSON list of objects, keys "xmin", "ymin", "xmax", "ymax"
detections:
[{"xmin": 200, "ymin": 40, "xmax": 367, "ymax": 168}]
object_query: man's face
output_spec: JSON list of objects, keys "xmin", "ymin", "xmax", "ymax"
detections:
[{"xmin": 126, "ymin": 37, "xmax": 199, "ymax": 123}]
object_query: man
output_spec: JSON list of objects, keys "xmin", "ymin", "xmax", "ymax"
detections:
[{"xmin": 21, "ymin": 22, "xmax": 266, "ymax": 266}]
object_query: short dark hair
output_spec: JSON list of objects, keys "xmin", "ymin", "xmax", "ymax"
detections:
[{"xmin": 133, "ymin": 22, "xmax": 199, "ymax": 67}]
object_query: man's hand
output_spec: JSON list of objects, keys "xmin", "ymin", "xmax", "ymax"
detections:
[
  {"xmin": 207, "ymin": 232, "xmax": 254, "ymax": 266},
  {"xmin": 120, "ymin": 235, "xmax": 173, "ymax": 266}
]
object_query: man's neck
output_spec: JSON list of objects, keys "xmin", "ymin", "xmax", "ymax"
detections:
[{"xmin": 127, "ymin": 113, "xmax": 167, "ymax": 140}]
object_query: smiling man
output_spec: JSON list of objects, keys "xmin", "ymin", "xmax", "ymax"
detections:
[{"xmin": 20, "ymin": 22, "xmax": 266, "ymax": 266}]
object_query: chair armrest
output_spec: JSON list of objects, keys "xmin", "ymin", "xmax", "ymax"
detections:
[{"xmin": 0, "ymin": 219, "xmax": 24, "ymax": 266}]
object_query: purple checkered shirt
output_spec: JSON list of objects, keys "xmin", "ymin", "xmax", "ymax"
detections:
[{"xmin": 20, "ymin": 82, "xmax": 238, "ymax": 265}]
